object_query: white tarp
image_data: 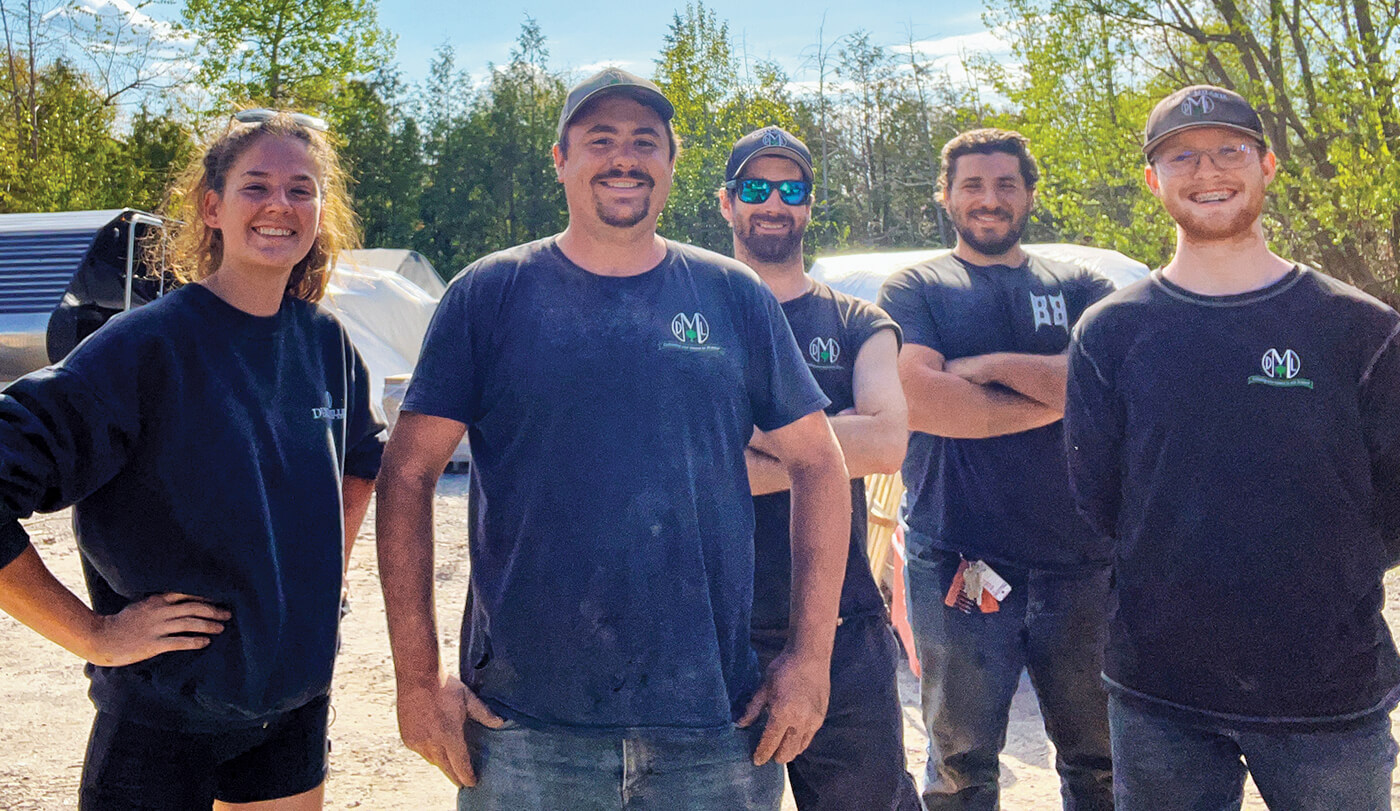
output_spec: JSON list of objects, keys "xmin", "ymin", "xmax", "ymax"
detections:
[
  {"xmin": 809, "ymin": 243, "xmax": 1151, "ymax": 302},
  {"xmin": 320, "ymin": 256, "xmax": 470, "ymax": 467},
  {"xmin": 344, "ymin": 248, "xmax": 447, "ymax": 298}
]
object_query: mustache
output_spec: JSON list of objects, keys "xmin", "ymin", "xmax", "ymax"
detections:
[
  {"xmin": 967, "ymin": 207, "xmax": 1012, "ymax": 220},
  {"xmin": 592, "ymin": 169, "xmax": 654, "ymax": 185}
]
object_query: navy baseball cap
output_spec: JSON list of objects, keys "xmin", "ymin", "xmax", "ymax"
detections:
[
  {"xmin": 1143, "ymin": 85, "xmax": 1267, "ymax": 157},
  {"xmin": 557, "ymin": 68, "xmax": 674, "ymax": 139},
  {"xmin": 725, "ymin": 126, "xmax": 815, "ymax": 184}
]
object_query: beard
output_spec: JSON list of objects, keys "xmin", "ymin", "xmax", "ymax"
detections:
[
  {"xmin": 593, "ymin": 170, "xmax": 654, "ymax": 229},
  {"xmin": 735, "ymin": 213, "xmax": 806, "ymax": 264},
  {"xmin": 1163, "ymin": 186, "xmax": 1265, "ymax": 244},
  {"xmin": 951, "ymin": 205, "xmax": 1030, "ymax": 258}
]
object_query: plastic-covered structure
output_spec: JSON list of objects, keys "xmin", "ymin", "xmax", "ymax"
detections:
[
  {"xmin": 320, "ymin": 256, "xmax": 470, "ymax": 469},
  {"xmin": 0, "ymin": 209, "xmax": 166, "ymax": 381},
  {"xmin": 342, "ymin": 248, "xmax": 446, "ymax": 298},
  {"xmin": 809, "ymin": 243, "xmax": 1150, "ymax": 303}
]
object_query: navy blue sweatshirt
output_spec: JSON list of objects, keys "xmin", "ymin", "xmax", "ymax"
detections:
[
  {"xmin": 0, "ymin": 284, "xmax": 384, "ymax": 730},
  {"xmin": 1067, "ymin": 267, "xmax": 1400, "ymax": 725}
]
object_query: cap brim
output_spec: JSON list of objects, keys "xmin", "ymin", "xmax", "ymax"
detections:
[
  {"xmin": 1143, "ymin": 121, "xmax": 1267, "ymax": 156},
  {"xmin": 732, "ymin": 146, "xmax": 815, "ymax": 183},
  {"xmin": 558, "ymin": 86, "xmax": 675, "ymax": 137}
]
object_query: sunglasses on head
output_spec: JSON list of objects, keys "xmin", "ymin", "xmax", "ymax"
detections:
[
  {"xmin": 726, "ymin": 178, "xmax": 812, "ymax": 206},
  {"xmin": 232, "ymin": 108, "xmax": 330, "ymax": 133}
]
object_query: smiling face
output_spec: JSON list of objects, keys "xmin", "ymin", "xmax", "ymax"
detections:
[
  {"xmin": 553, "ymin": 95, "xmax": 675, "ymax": 233},
  {"xmin": 200, "ymin": 134, "xmax": 323, "ymax": 282},
  {"xmin": 720, "ymin": 155, "xmax": 811, "ymax": 265},
  {"xmin": 1146, "ymin": 126, "xmax": 1274, "ymax": 243},
  {"xmin": 942, "ymin": 151, "xmax": 1034, "ymax": 262}
]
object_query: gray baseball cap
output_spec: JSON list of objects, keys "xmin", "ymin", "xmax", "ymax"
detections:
[
  {"xmin": 556, "ymin": 68, "xmax": 675, "ymax": 139},
  {"xmin": 1143, "ymin": 85, "xmax": 1267, "ymax": 157}
]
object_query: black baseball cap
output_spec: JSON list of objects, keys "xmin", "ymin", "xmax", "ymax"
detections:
[
  {"xmin": 556, "ymin": 68, "xmax": 674, "ymax": 139},
  {"xmin": 725, "ymin": 126, "xmax": 815, "ymax": 184},
  {"xmin": 1143, "ymin": 85, "xmax": 1267, "ymax": 157}
]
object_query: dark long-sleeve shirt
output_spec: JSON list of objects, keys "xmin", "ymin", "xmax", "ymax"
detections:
[{"xmin": 1066, "ymin": 266, "xmax": 1400, "ymax": 726}]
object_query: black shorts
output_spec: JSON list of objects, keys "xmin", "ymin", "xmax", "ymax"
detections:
[{"xmin": 79, "ymin": 695, "xmax": 329, "ymax": 810}]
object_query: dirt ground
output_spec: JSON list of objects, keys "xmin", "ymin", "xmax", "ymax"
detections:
[{"xmin": 2, "ymin": 474, "xmax": 1396, "ymax": 809}]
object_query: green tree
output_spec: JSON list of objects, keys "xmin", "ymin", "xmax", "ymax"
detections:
[
  {"xmin": 988, "ymin": 0, "xmax": 1400, "ymax": 299},
  {"xmin": 333, "ymin": 71, "xmax": 424, "ymax": 251},
  {"xmin": 181, "ymin": 0, "xmax": 394, "ymax": 110},
  {"xmin": 654, "ymin": 1, "xmax": 802, "ymax": 252}
]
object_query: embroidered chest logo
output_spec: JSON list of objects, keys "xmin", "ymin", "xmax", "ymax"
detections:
[
  {"xmin": 1030, "ymin": 291, "xmax": 1067, "ymax": 331},
  {"xmin": 809, "ymin": 336, "xmax": 841, "ymax": 366},
  {"xmin": 1248, "ymin": 349, "xmax": 1314, "ymax": 389},
  {"xmin": 311, "ymin": 390, "xmax": 346, "ymax": 423},
  {"xmin": 670, "ymin": 312, "xmax": 711, "ymax": 345}
]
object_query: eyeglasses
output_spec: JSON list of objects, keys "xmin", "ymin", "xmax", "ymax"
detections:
[
  {"xmin": 726, "ymin": 178, "xmax": 812, "ymax": 206},
  {"xmin": 1153, "ymin": 142, "xmax": 1259, "ymax": 176},
  {"xmin": 232, "ymin": 108, "xmax": 330, "ymax": 133}
]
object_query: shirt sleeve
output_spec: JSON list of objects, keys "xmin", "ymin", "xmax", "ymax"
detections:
[
  {"xmin": 1064, "ymin": 325, "xmax": 1124, "ymax": 541},
  {"xmin": 343, "ymin": 336, "xmax": 386, "ymax": 480},
  {"xmin": 1360, "ymin": 322, "xmax": 1400, "ymax": 566},
  {"xmin": 0, "ymin": 365, "xmax": 139, "ymax": 568},
  {"xmin": 877, "ymin": 266, "xmax": 942, "ymax": 354},
  {"xmin": 402, "ymin": 269, "xmax": 479, "ymax": 425},
  {"xmin": 746, "ymin": 285, "xmax": 829, "ymax": 432},
  {"xmin": 846, "ymin": 298, "xmax": 903, "ymax": 353}
]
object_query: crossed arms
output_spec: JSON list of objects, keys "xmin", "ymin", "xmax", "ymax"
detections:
[
  {"xmin": 747, "ymin": 328, "xmax": 907, "ymax": 495},
  {"xmin": 898, "ymin": 343, "xmax": 1068, "ymax": 439}
]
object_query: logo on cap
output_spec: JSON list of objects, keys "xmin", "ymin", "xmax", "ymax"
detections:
[
  {"xmin": 1181, "ymin": 89, "xmax": 1228, "ymax": 117},
  {"xmin": 762, "ymin": 128, "xmax": 784, "ymax": 147}
]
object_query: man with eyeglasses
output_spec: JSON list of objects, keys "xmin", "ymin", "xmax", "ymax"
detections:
[
  {"xmin": 718, "ymin": 126, "xmax": 922, "ymax": 810},
  {"xmin": 876, "ymin": 128, "xmax": 1117, "ymax": 810},
  {"xmin": 375, "ymin": 70, "xmax": 850, "ymax": 810},
  {"xmin": 1066, "ymin": 85, "xmax": 1400, "ymax": 809}
]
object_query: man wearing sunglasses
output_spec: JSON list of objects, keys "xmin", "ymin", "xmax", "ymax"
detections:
[
  {"xmin": 1066, "ymin": 85, "xmax": 1400, "ymax": 809},
  {"xmin": 718, "ymin": 126, "xmax": 922, "ymax": 811},
  {"xmin": 877, "ymin": 128, "xmax": 1117, "ymax": 810},
  {"xmin": 377, "ymin": 70, "xmax": 850, "ymax": 810}
]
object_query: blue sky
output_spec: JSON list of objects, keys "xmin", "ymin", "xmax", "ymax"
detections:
[{"xmin": 374, "ymin": 1, "xmax": 1001, "ymax": 87}]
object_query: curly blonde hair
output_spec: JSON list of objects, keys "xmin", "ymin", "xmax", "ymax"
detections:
[{"xmin": 152, "ymin": 111, "xmax": 359, "ymax": 303}]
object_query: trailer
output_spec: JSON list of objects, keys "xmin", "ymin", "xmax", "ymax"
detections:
[{"xmin": 0, "ymin": 209, "xmax": 166, "ymax": 382}]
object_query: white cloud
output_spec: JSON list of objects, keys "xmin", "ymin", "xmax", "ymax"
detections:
[{"xmin": 911, "ymin": 30, "xmax": 1011, "ymax": 60}]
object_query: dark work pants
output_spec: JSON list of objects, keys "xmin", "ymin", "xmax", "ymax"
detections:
[
  {"xmin": 753, "ymin": 613, "xmax": 923, "ymax": 811},
  {"xmin": 905, "ymin": 541, "xmax": 1114, "ymax": 811}
]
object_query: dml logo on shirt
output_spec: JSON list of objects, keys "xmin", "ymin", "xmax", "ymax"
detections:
[
  {"xmin": 809, "ymin": 336, "xmax": 841, "ymax": 368},
  {"xmin": 311, "ymin": 390, "xmax": 346, "ymax": 423},
  {"xmin": 1248, "ymin": 348, "xmax": 1314, "ymax": 389},
  {"xmin": 662, "ymin": 312, "xmax": 723, "ymax": 353},
  {"xmin": 671, "ymin": 312, "xmax": 710, "ymax": 344},
  {"xmin": 1030, "ymin": 292, "xmax": 1068, "ymax": 331}
]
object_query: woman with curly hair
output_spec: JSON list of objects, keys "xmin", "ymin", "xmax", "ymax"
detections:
[{"xmin": 0, "ymin": 109, "xmax": 384, "ymax": 810}]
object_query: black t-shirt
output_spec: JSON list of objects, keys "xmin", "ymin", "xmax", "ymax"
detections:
[
  {"xmin": 0, "ymin": 285, "xmax": 384, "ymax": 730},
  {"xmin": 1068, "ymin": 266, "xmax": 1400, "ymax": 724},
  {"xmin": 403, "ymin": 236, "xmax": 828, "ymax": 730},
  {"xmin": 751, "ymin": 281, "xmax": 900, "ymax": 631},
  {"xmin": 877, "ymin": 251, "xmax": 1116, "ymax": 569}
]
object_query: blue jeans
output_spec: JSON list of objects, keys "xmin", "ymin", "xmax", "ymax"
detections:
[
  {"xmin": 905, "ymin": 543, "xmax": 1113, "ymax": 811},
  {"xmin": 752, "ymin": 614, "xmax": 923, "ymax": 811},
  {"xmin": 1110, "ymin": 694, "xmax": 1397, "ymax": 811},
  {"xmin": 458, "ymin": 720, "xmax": 784, "ymax": 810}
]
